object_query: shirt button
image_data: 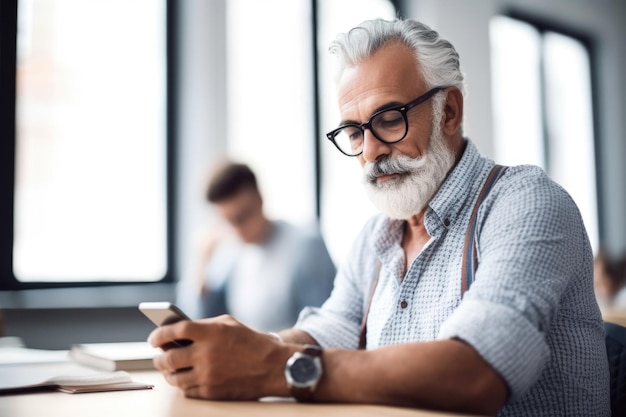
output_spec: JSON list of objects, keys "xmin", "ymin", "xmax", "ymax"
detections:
[
  {"xmin": 400, "ymin": 300, "xmax": 408, "ymax": 309},
  {"xmin": 444, "ymin": 218, "xmax": 451, "ymax": 227}
]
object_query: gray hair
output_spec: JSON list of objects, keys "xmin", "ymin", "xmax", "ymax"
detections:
[{"xmin": 329, "ymin": 18, "xmax": 466, "ymax": 97}]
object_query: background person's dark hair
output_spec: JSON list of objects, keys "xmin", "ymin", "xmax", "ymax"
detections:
[{"xmin": 206, "ymin": 162, "xmax": 259, "ymax": 203}]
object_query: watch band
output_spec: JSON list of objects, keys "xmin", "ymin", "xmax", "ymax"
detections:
[{"xmin": 288, "ymin": 345, "xmax": 323, "ymax": 402}]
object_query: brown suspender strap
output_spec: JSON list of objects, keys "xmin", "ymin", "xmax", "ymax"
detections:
[
  {"xmin": 357, "ymin": 165, "xmax": 507, "ymax": 350},
  {"xmin": 461, "ymin": 165, "xmax": 508, "ymax": 294},
  {"xmin": 358, "ymin": 260, "xmax": 381, "ymax": 350}
]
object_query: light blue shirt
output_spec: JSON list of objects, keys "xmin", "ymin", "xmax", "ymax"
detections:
[
  {"xmin": 203, "ymin": 220, "xmax": 336, "ymax": 332},
  {"xmin": 295, "ymin": 140, "xmax": 610, "ymax": 416}
]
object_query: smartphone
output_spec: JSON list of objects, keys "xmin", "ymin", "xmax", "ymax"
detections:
[
  {"xmin": 139, "ymin": 301, "xmax": 190, "ymax": 326},
  {"xmin": 138, "ymin": 302, "xmax": 193, "ymax": 350}
]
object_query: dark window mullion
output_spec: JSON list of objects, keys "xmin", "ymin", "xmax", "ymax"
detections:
[{"xmin": 0, "ymin": 0, "xmax": 18, "ymax": 290}]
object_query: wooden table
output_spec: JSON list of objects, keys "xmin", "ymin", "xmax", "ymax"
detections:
[{"xmin": 0, "ymin": 369, "xmax": 481, "ymax": 417}]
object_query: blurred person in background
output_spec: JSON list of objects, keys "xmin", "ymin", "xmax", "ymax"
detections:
[
  {"xmin": 594, "ymin": 248, "xmax": 626, "ymax": 308},
  {"xmin": 195, "ymin": 160, "xmax": 336, "ymax": 332}
]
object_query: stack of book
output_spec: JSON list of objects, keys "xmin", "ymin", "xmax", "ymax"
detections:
[
  {"xmin": 0, "ymin": 339, "xmax": 155, "ymax": 394},
  {"xmin": 69, "ymin": 341, "xmax": 160, "ymax": 372}
]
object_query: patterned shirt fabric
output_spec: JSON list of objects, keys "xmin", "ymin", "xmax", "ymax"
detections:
[{"xmin": 295, "ymin": 139, "xmax": 610, "ymax": 416}]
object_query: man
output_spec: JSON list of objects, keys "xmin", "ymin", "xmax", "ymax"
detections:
[
  {"xmin": 195, "ymin": 161, "xmax": 336, "ymax": 331},
  {"xmin": 149, "ymin": 18, "xmax": 610, "ymax": 416}
]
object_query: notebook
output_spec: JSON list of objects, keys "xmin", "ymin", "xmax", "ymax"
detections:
[
  {"xmin": 0, "ymin": 366, "xmax": 153, "ymax": 394},
  {"xmin": 68, "ymin": 341, "xmax": 160, "ymax": 372}
]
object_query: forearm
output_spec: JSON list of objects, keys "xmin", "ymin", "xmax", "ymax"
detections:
[
  {"xmin": 312, "ymin": 339, "xmax": 507, "ymax": 415},
  {"xmin": 150, "ymin": 317, "xmax": 506, "ymax": 414}
]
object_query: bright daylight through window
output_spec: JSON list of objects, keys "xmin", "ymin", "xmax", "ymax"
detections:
[
  {"xmin": 225, "ymin": 0, "xmax": 315, "ymax": 227},
  {"xmin": 13, "ymin": 0, "xmax": 168, "ymax": 282},
  {"xmin": 490, "ymin": 16, "xmax": 599, "ymax": 253}
]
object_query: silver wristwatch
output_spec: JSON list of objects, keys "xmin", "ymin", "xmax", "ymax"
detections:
[{"xmin": 284, "ymin": 344, "xmax": 323, "ymax": 402}]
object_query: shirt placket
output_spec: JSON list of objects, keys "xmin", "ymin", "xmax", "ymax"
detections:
[{"xmin": 379, "ymin": 221, "xmax": 444, "ymax": 344}]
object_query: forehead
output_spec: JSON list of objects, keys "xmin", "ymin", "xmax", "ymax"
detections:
[
  {"xmin": 216, "ymin": 187, "xmax": 258, "ymax": 213},
  {"xmin": 336, "ymin": 42, "xmax": 425, "ymax": 119}
]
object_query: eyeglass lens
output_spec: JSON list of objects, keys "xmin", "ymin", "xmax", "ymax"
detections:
[{"xmin": 331, "ymin": 108, "xmax": 407, "ymax": 156}]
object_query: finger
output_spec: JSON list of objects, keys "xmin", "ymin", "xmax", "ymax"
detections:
[
  {"xmin": 164, "ymin": 367, "xmax": 198, "ymax": 390},
  {"xmin": 184, "ymin": 384, "xmax": 218, "ymax": 400},
  {"xmin": 151, "ymin": 317, "xmax": 230, "ymax": 347},
  {"xmin": 153, "ymin": 346, "xmax": 193, "ymax": 373},
  {"xmin": 147, "ymin": 320, "xmax": 194, "ymax": 348},
  {"xmin": 183, "ymin": 385, "xmax": 204, "ymax": 399}
]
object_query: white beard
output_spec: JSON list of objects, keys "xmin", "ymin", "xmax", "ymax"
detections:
[{"xmin": 362, "ymin": 105, "xmax": 456, "ymax": 220}]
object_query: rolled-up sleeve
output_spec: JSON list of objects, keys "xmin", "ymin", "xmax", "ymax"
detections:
[
  {"xmin": 438, "ymin": 299, "xmax": 550, "ymax": 400},
  {"xmin": 295, "ymin": 306, "xmax": 361, "ymax": 349},
  {"xmin": 438, "ymin": 166, "xmax": 595, "ymax": 401}
]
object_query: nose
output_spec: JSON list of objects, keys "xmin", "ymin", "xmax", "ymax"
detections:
[{"xmin": 360, "ymin": 129, "xmax": 391, "ymax": 163}]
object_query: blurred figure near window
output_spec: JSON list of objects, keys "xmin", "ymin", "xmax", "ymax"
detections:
[
  {"xmin": 594, "ymin": 249, "xmax": 626, "ymax": 308},
  {"xmin": 195, "ymin": 161, "xmax": 336, "ymax": 332}
]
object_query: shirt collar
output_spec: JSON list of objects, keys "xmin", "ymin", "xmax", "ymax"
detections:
[{"xmin": 425, "ymin": 139, "xmax": 492, "ymax": 233}]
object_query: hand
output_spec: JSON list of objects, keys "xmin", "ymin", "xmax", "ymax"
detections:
[{"xmin": 147, "ymin": 314, "xmax": 293, "ymax": 400}]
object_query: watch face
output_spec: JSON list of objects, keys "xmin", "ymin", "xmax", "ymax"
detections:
[{"xmin": 290, "ymin": 357, "xmax": 319, "ymax": 383}]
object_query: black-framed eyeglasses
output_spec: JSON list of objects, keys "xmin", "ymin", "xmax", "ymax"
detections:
[{"xmin": 326, "ymin": 86, "xmax": 447, "ymax": 157}]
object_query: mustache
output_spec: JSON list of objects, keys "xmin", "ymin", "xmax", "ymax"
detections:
[{"xmin": 363, "ymin": 155, "xmax": 425, "ymax": 184}]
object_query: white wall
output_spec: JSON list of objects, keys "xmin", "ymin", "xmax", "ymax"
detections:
[{"xmin": 404, "ymin": 0, "xmax": 626, "ymax": 257}]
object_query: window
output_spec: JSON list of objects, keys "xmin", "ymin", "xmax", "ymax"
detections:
[
  {"xmin": 490, "ymin": 15, "xmax": 600, "ymax": 253},
  {"xmin": 225, "ymin": 0, "xmax": 315, "ymax": 226},
  {"xmin": 3, "ymin": 0, "xmax": 172, "ymax": 287},
  {"xmin": 0, "ymin": 0, "xmax": 391, "ymax": 290}
]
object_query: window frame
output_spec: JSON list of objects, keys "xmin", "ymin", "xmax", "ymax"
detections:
[{"xmin": 0, "ymin": 0, "xmax": 179, "ymax": 291}]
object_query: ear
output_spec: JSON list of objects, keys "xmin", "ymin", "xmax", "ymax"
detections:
[{"xmin": 442, "ymin": 86, "xmax": 463, "ymax": 136}]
